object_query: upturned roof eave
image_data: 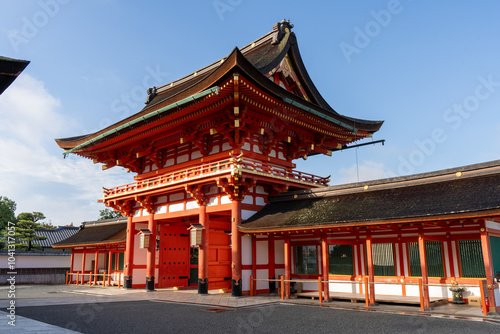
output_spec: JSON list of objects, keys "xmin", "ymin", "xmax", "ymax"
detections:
[{"xmin": 56, "ymin": 27, "xmax": 383, "ymax": 152}]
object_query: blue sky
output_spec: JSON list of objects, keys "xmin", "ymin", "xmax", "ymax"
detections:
[{"xmin": 1, "ymin": 0, "xmax": 499, "ymax": 226}]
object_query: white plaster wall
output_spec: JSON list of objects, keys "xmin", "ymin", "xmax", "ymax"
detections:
[
  {"xmin": 302, "ymin": 282, "xmax": 317, "ymax": 291},
  {"xmin": 186, "ymin": 200, "xmax": 199, "ymax": 210},
  {"xmin": 241, "ymin": 235, "xmax": 252, "ymax": 266},
  {"xmin": 275, "ymin": 268, "xmax": 285, "ymax": 279},
  {"xmin": 274, "ymin": 239, "xmax": 284, "ymax": 265},
  {"xmin": 256, "ymin": 269, "xmax": 269, "ymax": 290},
  {"xmin": 73, "ymin": 253, "xmax": 82, "ymax": 271},
  {"xmin": 329, "ymin": 282, "xmax": 359, "ymax": 294},
  {"xmin": 495, "ymin": 288, "xmax": 500, "ymax": 307},
  {"xmin": 85, "ymin": 254, "xmax": 95, "ymax": 271},
  {"xmin": 242, "ymin": 195, "xmax": 253, "ymax": 205},
  {"xmin": 169, "ymin": 202, "xmax": 184, "ymax": 212},
  {"xmin": 256, "ymin": 240, "xmax": 268, "ymax": 265},
  {"xmin": 220, "ymin": 195, "xmax": 231, "ymax": 205},
  {"xmin": 242, "ymin": 269, "xmax": 251, "ymax": 291},
  {"xmin": 0, "ymin": 254, "xmax": 71, "ymax": 268},
  {"xmin": 486, "ymin": 220, "xmax": 500, "ymax": 231},
  {"xmin": 372, "ymin": 283, "xmax": 397, "ymax": 296},
  {"xmin": 133, "ymin": 235, "xmax": 148, "ymax": 265},
  {"xmin": 133, "ymin": 268, "xmax": 147, "ymax": 283}
]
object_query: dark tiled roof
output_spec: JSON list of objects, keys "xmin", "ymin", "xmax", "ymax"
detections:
[
  {"xmin": 34, "ymin": 226, "xmax": 79, "ymax": 248},
  {"xmin": 52, "ymin": 218, "xmax": 127, "ymax": 248},
  {"xmin": 55, "ymin": 21, "xmax": 383, "ymax": 150},
  {"xmin": 0, "ymin": 56, "xmax": 30, "ymax": 95},
  {"xmin": 240, "ymin": 160, "xmax": 500, "ymax": 232}
]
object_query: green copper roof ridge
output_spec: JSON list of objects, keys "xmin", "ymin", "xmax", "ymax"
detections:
[
  {"xmin": 282, "ymin": 97, "xmax": 356, "ymax": 132},
  {"xmin": 63, "ymin": 86, "xmax": 220, "ymax": 158}
]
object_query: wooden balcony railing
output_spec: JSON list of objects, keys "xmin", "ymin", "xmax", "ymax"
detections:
[{"xmin": 102, "ymin": 158, "xmax": 329, "ymax": 198}]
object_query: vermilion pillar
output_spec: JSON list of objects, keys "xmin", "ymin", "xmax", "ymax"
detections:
[
  {"xmin": 124, "ymin": 216, "xmax": 134, "ymax": 289},
  {"xmin": 70, "ymin": 251, "xmax": 74, "ymax": 274},
  {"xmin": 321, "ymin": 234, "xmax": 330, "ymax": 301},
  {"xmin": 198, "ymin": 204, "xmax": 209, "ymax": 294},
  {"xmin": 108, "ymin": 250, "xmax": 112, "ymax": 275},
  {"xmin": 231, "ymin": 200, "xmax": 242, "ymax": 296},
  {"xmin": 284, "ymin": 235, "xmax": 291, "ymax": 299},
  {"xmin": 480, "ymin": 225, "xmax": 496, "ymax": 312},
  {"xmin": 418, "ymin": 233, "xmax": 430, "ymax": 309},
  {"xmin": 94, "ymin": 248, "xmax": 99, "ymax": 285},
  {"xmin": 366, "ymin": 235, "xmax": 376, "ymax": 305},
  {"xmin": 81, "ymin": 251, "xmax": 86, "ymax": 283},
  {"xmin": 146, "ymin": 212, "xmax": 156, "ymax": 291}
]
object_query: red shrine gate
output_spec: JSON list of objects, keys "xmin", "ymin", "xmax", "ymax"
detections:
[{"xmin": 55, "ymin": 21, "xmax": 382, "ymax": 295}]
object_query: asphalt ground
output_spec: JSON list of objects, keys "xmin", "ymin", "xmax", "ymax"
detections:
[{"xmin": 13, "ymin": 300, "xmax": 500, "ymax": 334}]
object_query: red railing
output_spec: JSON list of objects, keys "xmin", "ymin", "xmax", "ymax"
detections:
[{"xmin": 103, "ymin": 158, "xmax": 329, "ymax": 198}]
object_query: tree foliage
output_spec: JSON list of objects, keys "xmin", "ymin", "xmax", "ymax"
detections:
[
  {"xmin": 98, "ymin": 208, "xmax": 124, "ymax": 220},
  {"xmin": 0, "ymin": 196, "xmax": 16, "ymax": 231},
  {"xmin": 13, "ymin": 211, "xmax": 47, "ymax": 251}
]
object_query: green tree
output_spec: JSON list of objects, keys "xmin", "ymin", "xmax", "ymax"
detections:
[
  {"xmin": 14, "ymin": 212, "xmax": 47, "ymax": 251},
  {"xmin": 98, "ymin": 208, "xmax": 124, "ymax": 220},
  {"xmin": 0, "ymin": 196, "xmax": 16, "ymax": 231}
]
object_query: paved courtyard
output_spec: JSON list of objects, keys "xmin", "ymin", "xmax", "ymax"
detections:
[{"xmin": 0, "ymin": 285, "xmax": 499, "ymax": 333}]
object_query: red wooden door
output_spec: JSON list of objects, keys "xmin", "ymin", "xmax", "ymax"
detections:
[
  {"xmin": 159, "ymin": 225, "xmax": 190, "ymax": 288},
  {"xmin": 208, "ymin": 230, "xmax": 231, "ymax": 289}
]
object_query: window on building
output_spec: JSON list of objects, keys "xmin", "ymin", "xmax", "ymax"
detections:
[
  {"xmin": 372, "ymin": 243, "xmax": 395, "ymax": 276},
  {"xmin": 458, "ymin": 239, "xmax": 486, "ymax": 278},
  {"xmin": 408, "ymin": 241, "xmax": 445, "ymax": 277},
  {"xmin": 295, "ymin": 245, "xmax": 318, "ymax": 275},
  {"xmin": 111, "ymin": 252, "xmax": 125, "ymax": 271},
  {"xmin": 329, "ymin": 244, "xmax": 354, "ymax": 275}
]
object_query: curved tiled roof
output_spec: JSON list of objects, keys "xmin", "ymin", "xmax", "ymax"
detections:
[
  {"xmin": 34, "ymin": 226, "xmax": 79, "ymax": 248},
  {"xmin": 52, "ymin": 218, "xmax": 127, "ymax": 248},
  {"xmin": 55, "ymin": 21, "xmax": 383, "ymax": 152}
]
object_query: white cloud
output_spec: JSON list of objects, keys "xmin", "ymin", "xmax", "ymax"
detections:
[
  {"xmin": 334, "ymin": 160, "xmax": 395, "ymax": 185},
  {"xmin": 0, "ymin": 74, "xmax": 130, "ymax": 226}
]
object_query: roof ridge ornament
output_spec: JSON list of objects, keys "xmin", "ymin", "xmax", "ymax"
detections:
[
  {"xmin": 145, "ymin": 86, "xmax": 157, "ymax": 104},
  {"xmin": 271, "ymin": 19, "xmax": 293, "ymax": 45}
]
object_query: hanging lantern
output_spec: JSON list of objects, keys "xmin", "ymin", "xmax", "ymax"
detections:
[
  {"xmin": 138, "ymin": 229, "xmax": 152, "ymax": 249},
  {"xmin": 188, "ymin": 224, "xmax": 204, "ymax": 247}
]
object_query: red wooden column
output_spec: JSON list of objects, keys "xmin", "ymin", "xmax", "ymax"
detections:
[
  {"xmin": 70, "ymin": 251, "xmax": 74, "ymax": 275},
  {"xmin": 146, "ymin": 211, "xmax": 156, "ymax": 291},
  {"xmin": 198, "ymin": 204, "xmax": 209, "ymax": 294},
  {"xmin": 123, "ymin": 215, "xmax": 135, "ymax": 289},
  {"xmin": 108, "ymin": 250, "xmax": 112, "ymax": 273},
  {"xmin": 81, "ymin": 250, "xmax": 86, "ymax": 283},
  {"xmin": 284, "ymin": 234, "xmax": 291, "ymax": 299},
  {"xmin": 94, "ymin": 248, "xmax": 100, "ymax": 285},
  {"xmin": 480, "ymin": 223, "xmax": 496, "ymax": 312},
  {"xmin": 321, "ymin": 233, "xmax": 330, "ymax": 301},
  {"xmin": 251, "ymin": 234, "xmax": 257, "ymax": 293},
  {"xmin": 231, "ymin": 200, "xmax": 243, "ymax": 296},
  {"xmin": 366, "ymin": 235, "xmax": 376, "ymax": 305},
  {"xmin": 418, "ymin": 232, "xmax": 430, "ymax": 309}
]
